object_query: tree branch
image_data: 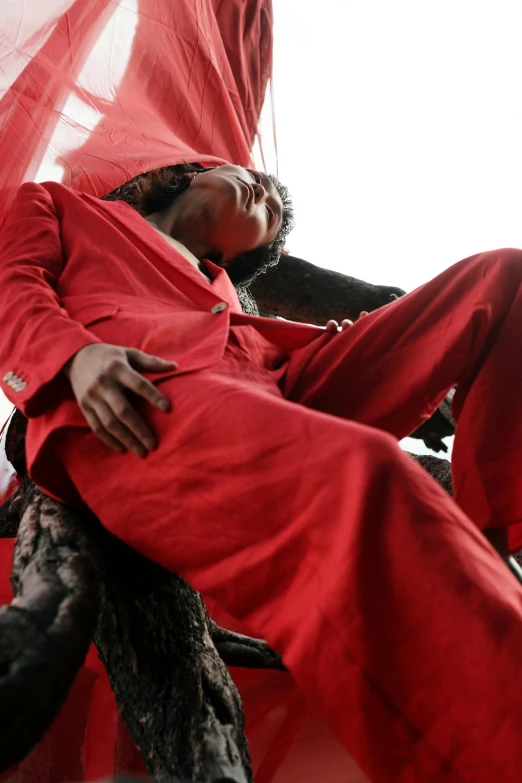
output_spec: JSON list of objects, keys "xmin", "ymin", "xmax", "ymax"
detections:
[
  {"xmin": 248, "ymin": 254, "xmax": 405, "ymax": 323},
  {"xmin": 412, "ymin": 454, "xmax": 452, "ymax": 494},
  {"xmin": 0, "ymin": 484, "xmax": 100, "ymax": 770},
  {"xmin": 93, "ymin": 531, "xmax": 254, "ymax": 782},
  {"xmin": 210, "ymin": 623, "xmax": 286, "ymax": 671}
]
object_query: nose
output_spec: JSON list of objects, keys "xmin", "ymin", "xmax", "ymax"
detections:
[{"xmin": 252, "ymin": 182, "xmax": 266, "ymax": 203}]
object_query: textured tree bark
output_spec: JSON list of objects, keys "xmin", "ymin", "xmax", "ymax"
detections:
[
  {"xmin": 0, "ymin": 481, "xmax": 101, "ymax": 770},
  {"xmin": 412, "ymin": 454, "xmax": 452, "ymax": 495},
  {"xmin": 93, "ymin": 530, "xmax": 254, "ymax": 783},
  {"xmin": 248, "ymin": 254, "xmax": 406, "ymax": 323}
]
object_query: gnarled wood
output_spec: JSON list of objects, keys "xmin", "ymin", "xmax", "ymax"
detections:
[
  {"xmin": 248, "ymin": 253, "xmax": 405, "ymax": 323},
  {"xmin": 412, "ymin": 454, "xmax": 452, "ymax": 495},
  {"xmin": 210, "ymin": 623, "xmax": 285, "ymax": 671},
  {"xmin": 94, "ymin": 531, "xmax": 253, "ymax": 782},
  {"xmin": 0, "ymin": 481, "xmax": 259, "ymax": 781},
  {"xmin": 0, "ymin": 484, "xmax": 100, "ymax": 769}
]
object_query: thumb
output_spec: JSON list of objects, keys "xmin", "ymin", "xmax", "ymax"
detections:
[{"xmin": 126, "ymin": 349, "xmax": 178, "ymax": 372}]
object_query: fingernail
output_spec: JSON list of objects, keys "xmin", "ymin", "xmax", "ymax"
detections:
[
  {"xmin": 158, "ymin": 399, "xmax": 170, "ymax": 412},
  {"xmin": 144, "ymin": 438, "xmax": 156, "ymax": 450}
]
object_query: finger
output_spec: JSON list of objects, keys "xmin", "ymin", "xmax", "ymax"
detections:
[
  {"xmin": 82, "ymin": 405, "xmax": 127, "ymax": 454},
  {"xmin": 95, "ymin": 395, "xmax": 151, "ymax": 457},
  {"xmin": 341, "ymin": 319, "xmax": 354, "ymax": 330},
  {"xmin": 359, "ymin": 311, "xmax": 369, "ymax": 318},
  {"xmin": 325, "ymin": 320, "xmax": 339, "ymax": 333},
  {"xmin": 116, "ymin": 365, "xmax": 172, "ymax": 413},
  {"xmin": 127, "ymin": 349, "xmax": 177, "ymax": 373}
]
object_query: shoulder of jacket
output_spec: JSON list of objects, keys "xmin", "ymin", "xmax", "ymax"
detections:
[
  {"xmin": 32, "ymin": 182, "xmax": 114, "ymax": 218},
  {"xmin": 16, "ymin": 181, "xmax": 77, "ymax": 207},
  {"xmin": 37, "ymin": 181, "xmax": 78, "ymax": 199}
]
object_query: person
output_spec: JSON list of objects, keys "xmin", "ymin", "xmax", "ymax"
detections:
[{"xmin": 2, "ymin": 160, "xmax": 522, "ymax": 783}]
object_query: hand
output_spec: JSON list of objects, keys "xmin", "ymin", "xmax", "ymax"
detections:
[
  {"xmin": 325, "ymin": 311, "xmax": 369, "ymax": 333},
  {"xmin": 63, "ymin": 343, "xmax": 177, "ymax": 457}
]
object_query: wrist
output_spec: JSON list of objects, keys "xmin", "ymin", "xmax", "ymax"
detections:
[{"xmin": 62, "ymin": 344, "xmax": 91, "ymax": 380}]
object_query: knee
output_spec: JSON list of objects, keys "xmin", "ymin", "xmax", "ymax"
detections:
[
  {"xmin": 467, "ymin": 248, "xmax": 522, "ymax": 287},
  {"xmin": 340, "ymin": 424, "xmax": 403, "ymax": 477}
]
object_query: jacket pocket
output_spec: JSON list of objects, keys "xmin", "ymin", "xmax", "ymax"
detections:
[{"xmin": 60, "ymin": 296, "xmax": 119, "ymax": 327}]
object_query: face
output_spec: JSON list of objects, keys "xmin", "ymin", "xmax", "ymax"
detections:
[{"xmin": 186, "ymin": 164, "xmax": 283, "ymax": 262}]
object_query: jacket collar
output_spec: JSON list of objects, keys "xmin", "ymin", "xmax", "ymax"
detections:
[
  {"xmin": 202, "ymin": 259, "xmax": 242, "ymax": 311},
  {"xmin": 95, "ymin": 196, "xmax": 242, "ymax": 311}
]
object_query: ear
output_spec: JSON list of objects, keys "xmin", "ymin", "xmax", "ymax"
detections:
[
  {"xmin": 204, "ymin": 251, "xmax": 224, "ymax": 266},
  {"xmin": 204, "ymin": 252, "xmax": 236, "ymax": 269},
  {"xmin": 220, "ymin": 253, "xmax": 237, "ymax": 269}
]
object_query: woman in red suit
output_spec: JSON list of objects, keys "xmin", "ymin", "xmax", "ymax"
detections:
[{"xmin": 3, "ymin": 157, "xmax": 522, "ymax": 783}]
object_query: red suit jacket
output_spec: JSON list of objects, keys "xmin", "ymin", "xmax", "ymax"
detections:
[{"xmin": 0, "ymin": 181, "xmax": 324, "ymax": 500}]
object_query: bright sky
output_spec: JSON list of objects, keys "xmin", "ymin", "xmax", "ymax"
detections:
[
  {"xmin": 269, "ymin": 0, "xmax": 522, "ymax": 293},
  {"xmin": 3, "ymin": 0, "xmax": 522, "ymax": 455}
]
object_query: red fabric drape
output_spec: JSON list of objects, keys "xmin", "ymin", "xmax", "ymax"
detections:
[
  {"xmin": 0, "ymin": 1, "xmax": 367, "ymax": 780},
  {"xmin": 0, "ymin": 0, "xmax": 116, "ymax": 207},
  {"xmin": 0, "ymin": 0, "xmax": 272, "ymax": 209}
]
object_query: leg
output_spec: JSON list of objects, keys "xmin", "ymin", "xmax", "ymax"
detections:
[
  {"xmin": 282, "ymin": 249, "xmax": 522, "ymax": 543},
  {"xmin": 58, "ymin": 359, "xmax": 522, "ymax": 783}
]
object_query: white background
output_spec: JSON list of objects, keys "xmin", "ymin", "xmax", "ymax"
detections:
[{"xmin": 270, "ymin": 0, "xmax": 522, "ymax": 291}]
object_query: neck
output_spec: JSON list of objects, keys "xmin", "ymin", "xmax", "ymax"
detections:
[
  {"xmin": 145, "ymin": 197, "xmax": 212, "ymax": 260},
  {"xmin": 145, "ymin": 218, "xmax": 213, "ymax": 280}
]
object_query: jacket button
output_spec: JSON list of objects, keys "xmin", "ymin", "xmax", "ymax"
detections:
[{"xmin": 211, "ymin": 302, "xmax": 227, "ymax": 314}]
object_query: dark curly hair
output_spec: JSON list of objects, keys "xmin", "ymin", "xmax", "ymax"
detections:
[{"xmin": 103, "ymin": 162, "xmax": 294, "ymax": 287}]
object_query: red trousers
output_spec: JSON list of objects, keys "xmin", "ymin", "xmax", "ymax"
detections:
[{"xmin": 58, "ymin": 250, "xmax": 522, "ymax": 783}]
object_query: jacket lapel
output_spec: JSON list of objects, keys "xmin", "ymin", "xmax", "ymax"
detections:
[{"xmin": 94, "ymin": 196, "xmax": 236, "ymax": 309}]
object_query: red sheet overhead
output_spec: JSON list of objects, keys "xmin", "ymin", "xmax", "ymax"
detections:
[{"xmin": 0, "ymin": 0, "xmax": 273, "ymax": 206}]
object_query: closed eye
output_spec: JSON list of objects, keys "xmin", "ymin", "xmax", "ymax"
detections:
[{"xmin": 250, "ymin": 170, "xmax": 274, "ymax": 225}]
